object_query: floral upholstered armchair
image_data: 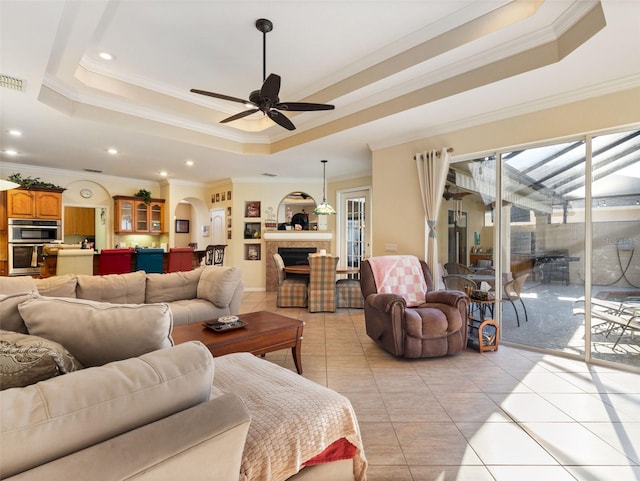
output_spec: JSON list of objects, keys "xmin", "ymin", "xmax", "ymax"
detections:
[{"xmin": 360, "ymin": 255, "xmax": 469, "ymax": 358}]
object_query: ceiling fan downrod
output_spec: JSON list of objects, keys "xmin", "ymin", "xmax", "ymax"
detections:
[{"xmin": 255, "ymin": 18, "xmax": 273, "ymax": 82}]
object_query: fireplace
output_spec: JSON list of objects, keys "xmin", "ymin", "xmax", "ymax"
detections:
[
  {"xmin": 265, "ymin": 234, "xmax": 331, "ymax": 292},
  {"xmin": 278, "ymin": 247, "xmax": 317, "ymax": 266}
]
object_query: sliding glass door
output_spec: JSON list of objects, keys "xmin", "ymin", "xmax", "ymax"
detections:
[
  {"xmin": 498, "ymin": 141, "xmax": 587, "ymax": 356},
  {"xmin": 449, "ymin": 127, "xmax": 640, "ymax": 370},
  {"xmin": 588, "ymin": 129, "xmax": 640, "ymax": 367}
]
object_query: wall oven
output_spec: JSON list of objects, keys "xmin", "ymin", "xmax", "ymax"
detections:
[
  {"xmin": 8, "ymin": 244, "xmax": 46, "ymax": 276},
  {"xmin": 8, "ymin": 219, "xmax": 61, "ymax": 276},
  {"xmin": 8, "ymin": 219, "xmax": 61, "ymax": 243}
]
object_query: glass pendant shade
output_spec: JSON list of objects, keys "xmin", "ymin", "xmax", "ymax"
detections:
[
  {"xmin": 312, "ymin": 160, "xmax": 336, "ymax": 215},
  {"xmin": 313, "ymin": 201, "xmax": 336, "ymax": 215}
]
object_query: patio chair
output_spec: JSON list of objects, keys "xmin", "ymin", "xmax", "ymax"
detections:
[
  {"xmin": 502, "ymin": 273, "xmax": 529, "ymax": 327},
  {"xmin": 442, "ymin": 275, "xmax": 477, "ymax": 293},
  {"xmin": 444, "ymin": 262, "xmax": 473, "ymax": 275},
  {"xmin": 443, "ymin": 275, "xmax": 495, "ymax": 321},
  {"xmin": 573, "ymin": 298, "xmax": 640, "ymax": 349},
  {"xmin": 273, "ymin": 253, "xmax": 308, "ymax": 308},
  {"xmin": 475, "ymin": 258, "xmax": 493, "ymax": 268}
]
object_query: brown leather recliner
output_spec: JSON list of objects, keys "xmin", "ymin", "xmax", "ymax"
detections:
[{"xmin": 360, "ymin": 257, "xmax": 469, "ymax": 358}]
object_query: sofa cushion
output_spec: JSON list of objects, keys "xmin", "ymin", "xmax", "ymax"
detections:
[
  {"xmin": 197, "ymin": 266, "xmax": 242, "ymax": 308},
  {"xmin": 168, "ymin": 299, "xmax": 230, "ymax": 326},
  {"xmin": 0, "ymin": 330, "xmax": 82, "ymax": 390},
  {"xmin": 0, "ymin": 291, "xmax": 39, "ymax": 334},
  {"xmin": 34, "ymin": 274, "xmax": 78, "ymax": 298},
  {"xmin": 0, "ymin": 341, "xmax": 213, "ymax": 479},
  {"xmin": 76, "ymin": 270, "xmax": 146, "ymax": 304},
  {"xmin": 0, "ymin": 276, "xmax": 36, "ymax": 295},
  {"xmin": 145, "ymin": 267, "xmax": 204, "ymax": 303},
  {"xmin": 18, "ymin": 297, "xmax": 173, "ymax": 367}
]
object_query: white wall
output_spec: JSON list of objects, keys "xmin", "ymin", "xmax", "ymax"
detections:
[{"xmin": 371, "ymin": 86, "xmax": 640, "ymax": 263}]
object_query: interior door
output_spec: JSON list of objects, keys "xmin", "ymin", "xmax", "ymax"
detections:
[
  {"xmin": 210, "ymin": 208, "xmax": 225, "ymax": 245},
  {"xmin": 338, "ymin": 188, "xmax": 371, "ymax": 269}
]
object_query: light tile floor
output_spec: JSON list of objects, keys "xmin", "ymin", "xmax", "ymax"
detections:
[{"xmin": 239, "ymin": 291, "xmax": 640, "ymax": 481}]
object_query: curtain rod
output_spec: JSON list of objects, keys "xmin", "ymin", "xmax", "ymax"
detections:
[{"xmin": 435, "ymin": 148, "xmax": 454, "ymax": 157}]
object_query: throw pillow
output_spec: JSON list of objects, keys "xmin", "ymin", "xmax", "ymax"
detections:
[
  {"xmin": 145, "ymin": 267, "xmax": 204, "ymax": 303},
  {"xmin": 0, "ymin": 276, "xmax": 37, "ymax": 295},
  {"xmin": 19, "ymin": 297, "xmax": 173, "ymax": 367},
  {"xmin": 76, "ymin": 270, "xmax": 146, "ymax": 304},
  {"xmin": 0, "ymin": 291, "xmax": 39, "ymax": 334},
  {"xmin": 34, "ymin": 274, "xmax": 78, "ymax": 298},
  {"xmin": 197, "ymin": 266, "xmax": 241, "ymax": 308},
  {"xmin": 0, "ymin": 330, "xmax": 82, "ymax": 390}
]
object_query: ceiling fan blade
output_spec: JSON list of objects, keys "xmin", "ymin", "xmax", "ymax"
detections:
[
  {"xmin": 190, "ymin": 89, "xmax": 249, "ymax": 105},
  {"xmin": 260, "ymin": 73, "xmax": 281, "ymax": 103},
  {"xmin": 274, "ymin": 102, "xmax": 335, "ymax": 112},
  {"xmin": 220, "ymin": 108, "xmax": 260, "ymax": 124},
  {"xmin": 267, "ymin": 110, "xmax": 296, "ymax": 130}
]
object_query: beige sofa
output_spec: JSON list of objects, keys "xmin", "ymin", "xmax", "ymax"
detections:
[
  {"xmin": 0, "ymin": 265, "xmax": 243, "ymax": 326},
  {"xmin": 1, "ymin": 340, "xmax": 251, "ymax": 480},
  {"xmin": 0, "ymin": 277, "xmax": 367, "ymax": 481}
]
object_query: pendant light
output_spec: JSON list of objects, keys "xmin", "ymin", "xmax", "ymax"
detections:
[
  {"xmin": 312, "ymin": 160, "xmax": 336, "ymax": 215},
  {"xmin": 0, "ymin": 179, "xmax": 20, "ymax": 191}
]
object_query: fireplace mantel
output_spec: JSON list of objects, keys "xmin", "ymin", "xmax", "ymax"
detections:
[
  {"xmin": 264, "ymin": 232, "xmax": 333, "ymax": 292},
  {"xmin": 263, "ymin": 232, "xmax": 332, "ymax": 241}
]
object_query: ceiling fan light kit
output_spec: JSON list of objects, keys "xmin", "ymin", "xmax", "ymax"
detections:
[{"xmin": 190, "ymin": 18, "xmax": 334, "ymax": 131}]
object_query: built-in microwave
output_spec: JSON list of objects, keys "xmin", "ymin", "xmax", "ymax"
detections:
[{"xmin": 8, "ymin": 219, "xmax": 61, "ymax": 243}]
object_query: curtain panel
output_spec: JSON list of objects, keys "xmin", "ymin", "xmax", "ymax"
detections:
[{"xmin": 415, "ymin": 148, "xmax": 451, "ymax": 290}]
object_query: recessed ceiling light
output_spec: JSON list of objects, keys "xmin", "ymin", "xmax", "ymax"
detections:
[
  {"xmin": 4, "ymin": 149, "xmax": 18, "ymax": 156},
  {"xmin": 107, "ymin": 148, "xmax": 118, "ymax": 155},
  {"xmin": 8, "ymin": 129, "xmax": 22, "ymax": 136},
  {"xmin": 185, "ymin": 160, "xmax": 194, "ymax": 167},
  {"xmin": 159, "ymin": 171, "xmax": 168, "ymax": 177},
  {"xmin": 99, "ymin": 52, "xmax": 114, "ymax": 60}
]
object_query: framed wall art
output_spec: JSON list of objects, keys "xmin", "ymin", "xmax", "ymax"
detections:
[{"xmin": 175, "ymin": 219, "xmax": 190, "ymax": 233}]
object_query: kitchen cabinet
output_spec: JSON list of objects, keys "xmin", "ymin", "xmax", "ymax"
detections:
[
  {"xmin": 114, "ymin": 196, "xmax": 165, "ymax": 234},
  {"xmin": 64, "ymin": 206, "xmax": 95, "ymax": 236},
  {"xmin": 6, "ymin": 189, "xmax": 63, "ymax": 219}
]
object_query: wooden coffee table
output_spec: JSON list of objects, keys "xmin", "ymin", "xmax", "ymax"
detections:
[{"xmin": 171, "ymin": 311, "xmax": 305, "ymax": 374}]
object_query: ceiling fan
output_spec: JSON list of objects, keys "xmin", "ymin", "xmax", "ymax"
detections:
[
  {"xmin": 443, "ymin": 184, "xmax": 471, "ymax": 201},
  {"xmin": 190, "ymin": 18, "xmax": 335, "ymax": 131}
]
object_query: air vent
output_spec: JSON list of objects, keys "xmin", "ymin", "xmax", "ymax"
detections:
[
  {"xmin": 0, "ymin": 74, "xmax": 25, "ymax": 92},
  {"xmin": 84, "ymin": 168, "xmax": 103, "ymax": 173}
]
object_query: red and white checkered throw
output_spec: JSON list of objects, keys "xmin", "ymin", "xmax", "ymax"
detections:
[{"xmin": 369, "ymin": 255, "xmax": 427, "ymax": 307}]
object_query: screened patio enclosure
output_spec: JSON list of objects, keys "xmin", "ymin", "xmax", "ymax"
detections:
[{"xmin": 448, "ymin": 127, "xmax": 640, "ymax": 370}]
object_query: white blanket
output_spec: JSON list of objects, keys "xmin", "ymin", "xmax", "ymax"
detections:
[{"xmin": 213, "ymin": 353, "xmax": 367, "ymax": 481}]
